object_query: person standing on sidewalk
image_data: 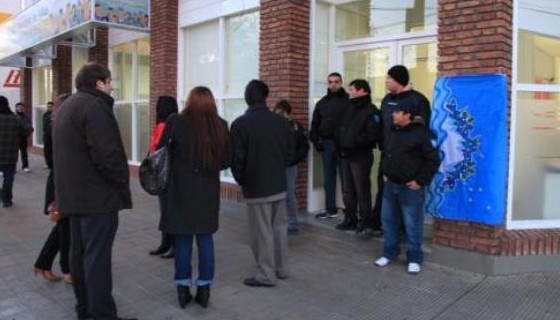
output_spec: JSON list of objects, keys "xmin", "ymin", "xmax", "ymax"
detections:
[
  {"xmin": 373, "ymin": 65, "xmax": 432, "ymax": 234},
  {"xmin": 15, "ymin": 102, "xmax": 32, "ymax": 172},
  {"xmin": 148, "ymin": 95, "xmax": 178, "ymax": 259},
  {"xmin": 309, "ymin": 72, "xmax": 350, "ymax": 220},
  {"xmin": 34, "ymin": 93, "xmax": 72, "ymax": 284},
  {"xmin": 231, "ymin": 80, "xmax": 293, "ymax": 287},
  {"xmin": 0, "ymin": 96, "xmax": 32, "ymax": 208},
  {"xmin": 336, "ymin": 79, "xmax": 381, "ymax": 233},
  {"xmin": 53, "ymin": 63, "xmax": 136, "ymax": 320},
  {"xmin": 273, "ymin": 99, "xmax": 310, "ymax": 235},
  {"xmin": 374, "ymin": 104, "xmax": 439, "ymax": 274}
]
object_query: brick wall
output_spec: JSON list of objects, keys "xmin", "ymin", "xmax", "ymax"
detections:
[
  {"xmin": 52, "ymin": 45, "xmax": 73, "ymax": 98},
  {"xmin": 20, "ymin": 58, "xmax": 32, "ymax": 110},
  {"xmin": 88, "ymin": 26, "xmax": 108, "ymax": 66},
  {"xmin": 435, "ymin": 0, "xmax": 560, "ymax": 257},
  {"xmin": 260, "ymin": 0, "xmax": 310, "ymax": 210}
]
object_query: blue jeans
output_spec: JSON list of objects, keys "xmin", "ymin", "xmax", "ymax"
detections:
[
  {"xmin": 0, "ymin": 164, "xmax": 16, "ymax": 204},
  {"xmin": 381, "ymin": 181, "xmax": 425, "ymax": 264},
  {"xmin": 174, "ymin": 233, "xmax": 214, "ymax": 287},
  {"xmin": 321, "ymin": 139, "xmax": 341, "ymax": 214},
  {"xmin": 286, "ymin": 165, "xmax": 298, "ymax": 230}
]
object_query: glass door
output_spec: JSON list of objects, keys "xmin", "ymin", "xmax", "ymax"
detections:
[{"xmin": 307, "ymin": 36, "xmax": 436, "ymax": 213}]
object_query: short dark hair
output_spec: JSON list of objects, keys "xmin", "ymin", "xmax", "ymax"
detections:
[
  {"xmin": 15, "ymin": 102, "xmax": 23, "ymax": 107},
  {"xmin": 328, "ymin": 72, "xmax": 343, "ymax": 82},
  {"xmin": 274, "ymin": 99, "xmax": 292, "ymax": 115},
  {"xmin": 349, "ymin": 79, "xmax": 371, "ymax": 94},
  {"xmin": 46, "ymin": 101, "xmax": 54, "ymax": 105},
  {"xmin": 0, "ymin": 96, "xmax": 12, "ymax": 114},
  {"xmin": 244, "ymin": 79, "xmax": 269, "ymax": 105},
  {"xmin": 75, "ymin": 62, "xmax": 111, "ymax": 90},
  {"xmin": 155, "ymin": 95, "xmax": 179, "ymax": 123}
]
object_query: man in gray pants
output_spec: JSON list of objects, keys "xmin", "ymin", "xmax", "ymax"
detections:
[{"xmin": 231, "ymin": 80, "xmax": 293, "ymax": 287}]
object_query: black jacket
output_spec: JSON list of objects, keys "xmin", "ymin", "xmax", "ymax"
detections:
[
  {"xmin": 337, "ymin": 95, "xmax": 381, "ymax": 157},
  {"xmin": 0, "ymin": 114, "xmax": 32, "ymax": 164},
  {"xmin": 380, "ymin": 89, "xmax": 431, "ymax": 150},
  {"xmin": 231, "ymin": 104, "xmax": 293, "ymax": 199},
  {"xmin": 288, "ymin": 119, "xmax": 310, "ymax": 166},
  {"xmin": 43, "ymin": 110, "xmax": 53, "ymax": 169},
  {"xmin": 157, "ymin": 114, "xmax": 230, "ymax": 235},
  {"xmin": 381, "ymin": 120, "xmax": 440, "ymax": 186},
  {"xmin": 309, "ymin": 88, "xmax": 350, "ymax": 151},
  {"xmin": 53, "ymin": 88, "xmax": 132, "ymax": 214}
]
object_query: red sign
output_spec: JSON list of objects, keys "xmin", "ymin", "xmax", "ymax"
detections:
[{"xmin": 3, "ymin": 69, "xmax": 20, "ymax": 88}]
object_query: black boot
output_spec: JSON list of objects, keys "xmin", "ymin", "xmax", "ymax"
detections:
[
  {"xmin": 149, "ymin": 233, "xmax": 171, "ymax": 255},
  {"xmin": 177, "ymin": 286, "xmax": 192, "ymax": 308},
  {"xmin": 160, "ymin": 246, "xmax": 175, "ymax": 259},
  {"xmin": 194, "ymin": 285, "xmax": 210, "ymax": 308}
]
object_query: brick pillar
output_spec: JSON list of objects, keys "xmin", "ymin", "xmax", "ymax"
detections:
[
  {"xmin": 52, "ymin": 45, "xmax": 73, "ymax": 99},
  {"xmin": 20, "ymin": 59, "xmax": 32, "ymax": 110},
  {"xmin": 149, "ymin": 0, "xmax": 178, "ymax": 120},
  {"xmin": 260, "ymin": 0, "xmax": 311, "ymax": 211},
  {"xmin": 88, "ymin": 26, "xmax": 108, "ymax": 66}
]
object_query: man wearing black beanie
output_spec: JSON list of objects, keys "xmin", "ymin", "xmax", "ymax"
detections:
[{"xmin": 370, "ymin": 65, "xmax": 431, "ymax": 234}]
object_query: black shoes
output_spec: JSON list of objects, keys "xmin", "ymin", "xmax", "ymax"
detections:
[
  {"xmin": 194, "ymin": 285, "xmax": 210, "ymax": 308},
  {"xmin": 336, "ymin": 219, "xmax": 357, "ymax": 231},
  {"xmin": 243, "ymin": 277, "xmax": 275, "ymax": 287},
  {"xmin": 177, "ymin": 286, "xmax": 192, "ymax": 308},
  {"xmin": 3, "ymin": 201, "xmax": 13, "ymax": 208},
  {"xmin": 149, "ymin": 245, "xmax": 170, "ymax": 256}
]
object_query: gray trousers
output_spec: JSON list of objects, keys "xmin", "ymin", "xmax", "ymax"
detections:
[{"xmin": 246, "ymin": 198, "xmax": 288, "ymax": 284}]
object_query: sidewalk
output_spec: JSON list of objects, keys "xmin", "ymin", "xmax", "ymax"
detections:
[{"xmin": 1, "ymin": 155, "xmax": 560, "ymax": 320}]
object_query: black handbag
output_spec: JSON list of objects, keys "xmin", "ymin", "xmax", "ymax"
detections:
[{"xmin": 139, "ymin": 138, "xmax": 172, "ymax": 195}]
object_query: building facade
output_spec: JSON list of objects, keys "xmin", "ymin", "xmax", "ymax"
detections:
[{"xmin": 1, "ymin": 0, "xmax": 560, "ymax": 274}]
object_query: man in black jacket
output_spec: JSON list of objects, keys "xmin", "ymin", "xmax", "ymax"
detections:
[
  {"xmin": 336, "ymin": 79, "xmax": 381, "ymax": 232},
  {"xmin": 53, "ymin": 63, "xmax": 136, "ymax": 320},
  {"xmin": 310, "ymin": 72, "xmax": 350, "ymax": 219},
  {"xmin": 372, "ymin": 65, "xmax": 432, "ymax": 233},
  {"xmin": 231, "ymin": 80, "xmax": 293, "ymax": 287},
  {"xmin": 0, "ymin": 96, "xmax": 32, "ymax": 208},
  {"xmin": 374, "ymin": 104, "xmax": 439, "ymax": 274}
]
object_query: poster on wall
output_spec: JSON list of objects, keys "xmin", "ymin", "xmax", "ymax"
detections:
[
  {"xmin": 94, "ymin": 0, "xmax": 149, "ymax": 29},
  {"xmin": 426, "ymin": 74, "xmax": 508, "ymax": 226}
]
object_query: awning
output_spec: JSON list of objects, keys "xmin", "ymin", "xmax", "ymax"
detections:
[{"xmin": 0, "ymin": 0, "xmax": 150, "ymax": 67}]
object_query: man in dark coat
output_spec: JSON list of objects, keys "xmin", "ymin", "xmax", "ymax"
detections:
[
  {"xmin": 15, "ymin": 102, "xmax": 32, "ymax": 172},
  {"xmin": 336, "ymin": 79, "xmax": 381, "ymax": 233},
  {"xmin": 53, "ymin": 63, "xmax": 136, "ymax": 320},
  {"xmin": 0, "ymin": 96, "xmax": 32, "ymax": 208},
  {"xmin": 309, "ymin": 72, "xmax": 350, "ymax": 219},
  {"xmin": 231, "ymin": 80, "xmax": 293, "ymax": 287},
  {"xmin": 42, "ymin": 101, "xmax": 54, "ymax": 170}
]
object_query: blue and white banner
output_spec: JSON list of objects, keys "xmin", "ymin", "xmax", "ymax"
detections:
[{"xmin": 426, "ymin": 75, "xmax": 508, "ymax": 226}]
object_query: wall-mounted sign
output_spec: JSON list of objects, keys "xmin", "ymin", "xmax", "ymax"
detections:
[{"xmin": 0, "ymin": 0, "xmax": 149, "ymax": 64}]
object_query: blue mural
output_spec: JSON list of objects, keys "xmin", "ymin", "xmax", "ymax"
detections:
[{"xmin": 426, "ymin": 75, "xmax": 508, "ymax": 226}]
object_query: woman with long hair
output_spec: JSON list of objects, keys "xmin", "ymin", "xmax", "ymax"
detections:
[
  {"xmin": 33, "ymin": 93, "xmax": 72, "ymax": 283},
  {"xmin": 148, "ymin": 95, "xmax": 179, "ymax": 259},
  {"xmin": 157, "ymin": 86, "xmax": 230, "ymax": 309}
]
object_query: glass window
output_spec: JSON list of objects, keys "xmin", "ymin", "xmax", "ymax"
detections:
[
  {"xmin": 136, "ymin": 103, "xmax": 150, "ymax": 161},
  {"xmin": 111, "ymin": 43, "xmax": 134, "ymax": 101},
  {"xmin": 314, "ymin": 1, "xmax": 330, "ymax": 98},
  {"xmin": 137, "ymin": 39, "xmax": 150, "ymax": 100},
  {"xmin": 185, "ymin": 21, "xmax": 219, "ymax": 94},
  {"xmin": 335, "ymin": 0, "xmax": 437, "ymax": 41},
  {"xmin": 33, "ymin": 64, "xmax": 52, "ymax": 146},
  {"xmin": 517, "ymin": 30, "xmax": 560, "ymax": 85},
  {"xmin": 114, "ymin": 103, "xmax": 132, "ymax": 157},
  {"xmin": 343, "ymin": 47, "xmax": 390, "ymax": 106},
  {"xmin": 512, "ymin": 0, "xmax": 560, "ymax": 223},
  {"xmin": 110, "ymin": 38, "xmax": 150, "ymax": 164},
  {"xmin": 72, "ymin": 47, "xmax": 89, "ymax": 92},
  {"xmin": 225, "ymin": 11, "xmax": 259, "ymax": 95},
  {"xmin": 402, "ymin": 42, "xmax": 437, "ymax": 103}
]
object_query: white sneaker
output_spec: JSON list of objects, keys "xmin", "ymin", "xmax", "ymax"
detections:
[
  {"xmin": 374, "ymin": 256, "xmax": 390, "ymax": 267},
  {"xmin": 407, "ymin": 263, "xmax": 421, "ymax": 274},
  {"xmin": 23, "ymin": 168, "xmax": 30, "ymax": 172}
]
